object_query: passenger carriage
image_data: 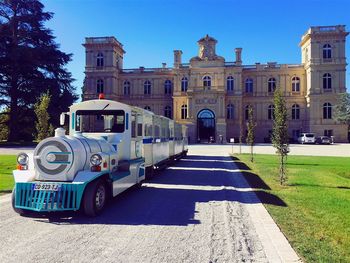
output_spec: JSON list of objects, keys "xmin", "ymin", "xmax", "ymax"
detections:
[{"xmin": 12, "ymin": 98, "xmax": 188, "ymax": 216}]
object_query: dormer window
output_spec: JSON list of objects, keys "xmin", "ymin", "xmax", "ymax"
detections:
[{"xmin": 323, "ymin": 44, "xmax": 332, "ymax": 59}]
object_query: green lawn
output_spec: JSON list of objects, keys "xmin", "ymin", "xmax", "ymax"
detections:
[
  {"xmin": 235, "ymin": 154, "xmax": 350, "ymax": 262},
  {"xmin": 0, "ymin": 155, "xmax": 16, "ymax": 193}
]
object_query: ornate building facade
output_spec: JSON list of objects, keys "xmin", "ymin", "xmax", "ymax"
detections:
[{"xmin": 83, "ymin": 25, "xmax": 349, "ymax": 143}]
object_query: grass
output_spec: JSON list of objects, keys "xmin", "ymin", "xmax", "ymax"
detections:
[
  {"xmin": 0, "ymin": 155, "xmax": 16, "ymax": 193},
  {"xmin": 235, "ymin": 154, "xmax": 350, "ymax": 262}
]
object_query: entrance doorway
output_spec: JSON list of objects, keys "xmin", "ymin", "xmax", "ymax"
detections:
[{"xmin": 197, "ymin": 109, "xmax": 215, "ymax": 143}]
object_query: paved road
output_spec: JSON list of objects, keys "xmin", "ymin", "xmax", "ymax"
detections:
[
  {"xmin": 0, "ymin": 148, "xmax": 299, "ymax": 262},
  {"xmin": 0, "ymin": 143, "xmax": 349, "ymax": 156}
]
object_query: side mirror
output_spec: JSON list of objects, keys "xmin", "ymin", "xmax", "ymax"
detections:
[{"xmin": 60, "ymin": 112, "xmax": 67, "ymax": 126}]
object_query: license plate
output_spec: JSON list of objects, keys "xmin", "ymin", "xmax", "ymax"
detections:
[{"xmin": 32, "ymin": 183, "xmax": 61, "ymax": 191}]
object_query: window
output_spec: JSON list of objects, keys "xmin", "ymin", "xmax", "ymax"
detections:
[
  {"xmin": 123, "ymin": 81, "xmax": 130, "ymax": 95},
  {"xmin": 292, "ymin": 77, "xmax": 300, "ymax": 92},
  {"xmin": 76, "ymin": 110, "xmax": 125, "ymax": 133},
  {"xmin": 164, "ymin": 80, "xmax": 172, "ymax": 94},
  {"xmin": 144, "ymin": 106, "xmax": 151, "ymax": 111},
  {"xmin": 181, "ymin": 104, "xmax": 187, "ymax": 119},
  {"xmin": 203, "ymin": 76, "xmax": 211, "ymax": 89},
  {"xmin": 245, "ymin": 78, "xmax": 253, "ymax": 93},
  {"xmin": 268, "ymin": 78, "xmax": 276, "ymax": 93},
  {"xmin": 292, "ymin": 104, "xmax": 300, "ymax": 120},
  {"xmin": 324, "ymin": 130, "xmax": 333, "ymax": 136},
  {"xmin": 181, "ymin": 77, "xmax": 188, "ymax": 92},
  {"xmin": 144, "ymin": 80, "xmax": 151, "ymax": 95},
  {"xmin": 164, "ymin": 106, "xmax": 172, "ymax": 119},
  {"xmin": 323, "ymin": 73, "xmax": 332, "ymax": 90},
  {"xmin": 227, "ymin": 76, "xmax": 234, "ymax": 92},
  {"xmin": 245, "ymin": 105, "xmax": 250, "ymax": 120},
  {"xmin": 97, "ymin": 79, "xmax": 104, "ymax": 93},
  {"xmin": 97, "ymin": 53, "xmax": 104, "ymax": 67},
  {"xmin": 323, "ymin": 44, "xmax": 332, "ymax": 59},
  {"xmin": 323, "ymin": 103, "xmax": 332, "ymax": 119},
  {"xmin": 268, "ymin": 105, "xmax": 275, "ymax": 120},
  {"xmin": 227, "ymin": 104, "xmax": 234, "ymax": 119}
]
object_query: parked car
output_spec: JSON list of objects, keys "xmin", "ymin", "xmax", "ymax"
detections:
[
  {"xmin": 315, "ymin": 136, "xmax": 331, "ymax": 144},
  {"xmin": 298, "ymin": 133, "xmax": 316, "ymax": 144}
]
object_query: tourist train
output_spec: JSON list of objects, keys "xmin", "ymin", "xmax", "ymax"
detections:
[{"xmin": 12, "ymin": 97, "xmax": 188, "ymax": 216}]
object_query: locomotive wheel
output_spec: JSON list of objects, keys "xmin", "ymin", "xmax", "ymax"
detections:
[
  {"xmin": 83, "ymin": 179, "xmax": 107, "ymax": 217},
  {"xmin": 11, "ymin": 187, "xmax": 28, "ymax": 216}
]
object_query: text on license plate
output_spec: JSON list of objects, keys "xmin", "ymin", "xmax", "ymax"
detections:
[{"xmin": 32, "ymin": 183, "xmax": 61, "ymax": 191}]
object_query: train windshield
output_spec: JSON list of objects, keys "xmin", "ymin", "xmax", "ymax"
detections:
[{"xmin": 75, "ymin": 110, "xmax": 125, "ymax": 133}]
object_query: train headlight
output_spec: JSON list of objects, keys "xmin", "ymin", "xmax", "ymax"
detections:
[
  {"xmin": 17, "ymin": 153, "xmax": 29, "ymax": 165},
  {"xmin": 90, "ymin": 154, "xmax": 102, "ymax": 166}
]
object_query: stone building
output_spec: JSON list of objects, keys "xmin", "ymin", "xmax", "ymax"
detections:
[{"xmin": 83, "ymin": 25, "xmax": 349, "ymax": 143}]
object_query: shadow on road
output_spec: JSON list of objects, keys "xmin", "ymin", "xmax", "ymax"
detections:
[{"xmin": 32, "ymin": 155, "xmax": 285, "ymax": 226}]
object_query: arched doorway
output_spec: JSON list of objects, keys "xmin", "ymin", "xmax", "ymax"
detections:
[{"xmin": 197, "ymin": 109, "xmax": 215, "ymax": 143}]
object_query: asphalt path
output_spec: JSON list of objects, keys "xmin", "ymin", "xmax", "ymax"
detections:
[
  {"xmin": 0, "ymin": 147, "xmax": 300, "ymax": 262},
  {"xmin": 0, "ymin": 143, "xmax": 349, "ymax": 156}
]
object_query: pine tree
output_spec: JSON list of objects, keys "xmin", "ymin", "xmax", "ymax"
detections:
[
  {"xmin": 0, "ymin": 0, "xmax": 77, "ymax": 141},
  {"xmin": 34, "ymin": 92, "xmax": 53, "ymax": 141},
  {"xmin": 246, "ymin": 105, "xmax": 256, "ymax": 162},
  {"xmin": 271, "ymin": 88, "xmax": 289, "ymax": 185}
]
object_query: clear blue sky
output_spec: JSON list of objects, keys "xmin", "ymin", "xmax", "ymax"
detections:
[{"xmin": 42, "ymin": 0, "xmax": 350, "ymax": 94}]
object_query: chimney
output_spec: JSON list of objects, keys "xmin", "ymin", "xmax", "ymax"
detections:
[
  {"xmin": 162, "ymin": 63, "xmax": 167, "ymax": 68},
  {"xmin": 174, "ymin": 50, "xmax": 183, "ymax": 68},
  {"xmin": 235, "ymin": 48, "xmax": 242, "ymax": 65}
]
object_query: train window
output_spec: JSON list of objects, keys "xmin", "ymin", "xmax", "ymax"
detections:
[
  {"xmin": 137, "ymin": 123, "xmax": 142, "ymax": 136},
  {"xmin": 131, "ymin": 115, "xmax": 136, "ymax": 138},
  {"xmin": 76, "ymin": 110, "xmax": 125, "ymax": 133},
  {"xmin": 154, "ymin": 125, "xmax": 160, "ymax": 137}
]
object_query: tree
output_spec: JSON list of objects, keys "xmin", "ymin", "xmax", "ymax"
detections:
[
  {"xmin": 0, "ymin": 0, "xmax": 77, "ymax": 141},
  {"xmin": 334, "ymin": 92, "xmax": 350, "ymax": 124},
  {"xmin": 271, "ymin": 88, "xmax": 289, "ymax": 185},
  {"xmin": 0, "ymin": 108, "xmax": 9, "ymax": 140},
  {"xmin": 246, "ymin": 105, "xmax": 256, "ymax": 162},
  {"xmin": 34, "ymin": 92, "xmax": 53, "ymax": 141}
]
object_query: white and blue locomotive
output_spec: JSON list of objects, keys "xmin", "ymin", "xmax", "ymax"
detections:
[{"xmin": 12, "ymin": 98, "xmax": 188, "ymax": 216}]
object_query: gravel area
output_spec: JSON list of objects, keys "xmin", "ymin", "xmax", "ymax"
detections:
[{"xmin": 0, "ymin": 147, "xmax": 301, "ymax": 263}]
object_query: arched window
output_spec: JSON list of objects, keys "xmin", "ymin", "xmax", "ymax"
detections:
[
  {"xmin": 227, "ymin": 104, "xmax": 234, "ymax": 119},
  {"xmin": 181, "ymin": 104, "xmax": 187, "ymax": 119},
  {"xmin": 323, "ymin": 103, "xmax": 332, "ymax": 119},
  {"xmin": 323, "ymin": 73, "xmax": 332, "ymax": 90},
  {"xmin": 245, "ymin": 78, "xmax": 253, "ymax": 93},
  {"xmin": 245, "ymin": 105, "xmax": 250, "ymax": 120},
  {"xmin": 268, "ymin": 105, "xmax": 275, "ymax": 120},
  {"xmin": 144, "ymin": 80, "xmax": 151, "ymax": 95},
  {"xmin": 227, "ymin": 76, "xmax": 234, "ymax": 92},
  {"xmin": 164, "ymin": 106, "xmax": 172, "ymax": 119},
  {"xmin": 164, "ymin": 80, "xmax": 172, "ymax": 94},
  {"xmin": 144, "ymin": 106, "xmax": 151, "ymax": 111},
  {"xmin": 181, "ymin": 77, "xmax": 188, "ymax": 92},
  {"xmin": 97, "ymin": 53, "xmax": 104, "ymax": 67},
  {"xmin": 268, "ymin": 78, "xmax": 276, "ymax": 93},
  {"xmin": 292, "ymin": 77, "xmax": 300, "ymax": 92},
  {"xmin": 323, "ymin": 44, "xmax": 332, "ymax": 59},
  {"xmin": 123, "ymin": 80, "xmax": 130, "ymax": 95},
  {"xmin": 292, "ymin": 104, "xmax": 300, "ymax": 120},
  {"xmin": 97, "ymin": 79, "xmax": 104, "ymax": 93},
  {"xmin": 203, "ymin": 76, "xmax": 211, "ymax": 89}
]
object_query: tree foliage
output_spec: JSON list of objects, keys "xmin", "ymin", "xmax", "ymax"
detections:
[
  {"xmin": 0, "ymin": 0, "xmax": 77, "ymax": 141},
  {"xmin": 334, "ymin": 92, "xmax": 350, "ymax": 125},
  {"xmin": 271, "ymin": 88, "xmax": 289, "ymax": 185},
  {"xmin": 34, "ymin": 92, "xmax": 53, "ymax": 141},
  {"xmin": 246, "ymin": 105, "xmax": 256, "ymax": 162}
]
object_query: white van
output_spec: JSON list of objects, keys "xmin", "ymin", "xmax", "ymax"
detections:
[{"xmin": 298, "ymin": 133, "xmax": 316, "ymax": 144}]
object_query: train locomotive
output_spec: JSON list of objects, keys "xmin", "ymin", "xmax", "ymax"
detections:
[{"xmin": 12, "ymin": 98, "xmax": 188, "ymax": 216}]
